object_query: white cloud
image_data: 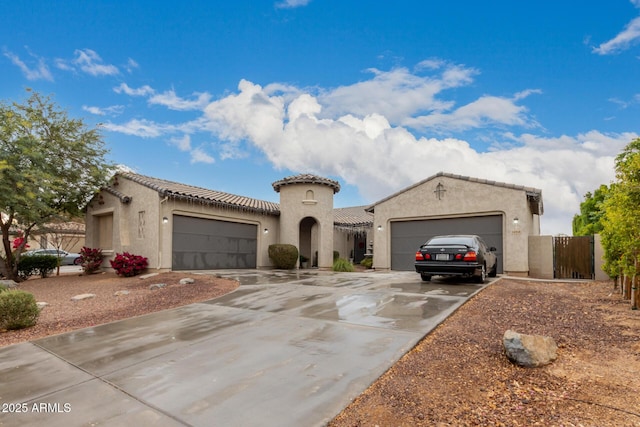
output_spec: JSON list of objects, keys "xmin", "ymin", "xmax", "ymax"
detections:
[
  {"xmin": 125, "ymin": 58, "xmax": 139, "ymax": 73},
  {"xmin": 103, "ymin": 60, "xmax": 636, "ymax": 235},
  {"xmin": 149, "ymin": 89, "xmax": 211, "ymax": 111},
  {"xmin": 3, "ymin": 48, "xmax": 53, "ymax": 81},
  {"xmin": 275, "ymin": 0, "xmax": 310, "ymax": 9},
  {"xmin": 403, "ymin": 94, "xmax": 536, "ymax": 132},
  {"xmin": 593, "ymin": 14, "xmax": 640, "ymax": 55},
  {"xmin": 113, "ymin": 83, "xmax": 155, "ymax": 96},
  {"xmin": 82, "ymin": 104, "xmax": 124, "ymax": 116},
  {"xmin": 169, "ymin": 134, "xmax": 192, "ymax": 151},
  {"xmin": 219, "ymin": 141, "xmax": 249, "ymax": 160},
  {"xmin": 54, "ymin": 58, "xmax": 74, "ymax": 72},
  {"xmin": 73, "ymin": 49, "xmax": 119, "ymax": 76},
  {"xmin": 102, "ymin": 119, "xmax": 172, "ymax": 137},
  {"xmin": 318, "ymin": 64, "xmax": 475, "ymax": 123},
  {"xmin": 190, "ymin": 147, "xmax": 215, "ymax": 164},
  {"xmin": 200, "ymin": 76, "xmax": 638, "ymax": 235}
]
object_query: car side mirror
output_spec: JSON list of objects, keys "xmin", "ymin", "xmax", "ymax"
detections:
[{"xmin": 489, "ymin": 247, "xmax": 497, "ymax": 252}]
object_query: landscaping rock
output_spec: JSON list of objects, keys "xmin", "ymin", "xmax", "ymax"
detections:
[
  {"xmin": 37, "ymin": 302, "xmax": 49, "ymax": 309},
  {"xmin": 71, "ymin": 293, "xmax": 96, "ymax": 301},
  {"xmin": 114, "ymin": 290, "xmax": 130, "ymax": 296},
  {"xmin": 179, "ymin": 278, "xmax": 195, "ymax": 285},
  {"xmin": 0, "ymin": 279, "xmax": 18, "ymax": 289},
  {"xmin": 503, "ymin": 329, "xmax": 558, "ymax": 367},
  {"xmin": 140, "ymin": 272, "xmax": 159, "ymax": 280},
  {"xmin": 149, "ymin": 283, "xmax": 167, "ymax": 290}
]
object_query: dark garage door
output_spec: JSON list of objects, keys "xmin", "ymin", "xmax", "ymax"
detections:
[
  {"xmin": 390, "ymin": 215, "xmax": 503, "ymax": 272},
  {"xmin": 172, "ymin": 215, "xmax": 257, "ymax": 270}
]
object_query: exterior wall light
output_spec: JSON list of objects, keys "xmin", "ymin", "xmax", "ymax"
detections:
[
  {"xmin": 513, "ymin": 217, "xmax": 519, "ymax": 225},
  {"xmin": 377, "ymin": 225, "xmax": 383, "ymax": 231},
  {"xmin": 264, "ymin": 228, "xmax": 269, "ymax": 234},
  {"xmin": 162, "ymin": 217, "xmax": 169, "ymax": 224}
]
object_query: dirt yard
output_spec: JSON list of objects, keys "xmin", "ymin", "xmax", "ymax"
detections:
[
  {"xmin": 0, "ymin": 271, "xmax": 238, "ymax": 347},
  {"xmin": 330, "ymin": 279, "xmax": 640, "ymax": 427},
  {"xmin": 1, "ymin": 273, "xmax": 639, "ymax": 426}
]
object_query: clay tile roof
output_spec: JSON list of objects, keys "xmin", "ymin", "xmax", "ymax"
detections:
[
  {"xmin": 272, "ymin": 173, "xmax": 341, "ymax": 194},
  {"xmin": 333, "ymin": 206, "xmax": 373, "ymax": 227},
  {"xmin": 103, "ymin": 186, "xmax": 132, "ymax": 204},
  {"xmin": 118, "ymin": 172, "xmax": 280, "ymax": 215}
]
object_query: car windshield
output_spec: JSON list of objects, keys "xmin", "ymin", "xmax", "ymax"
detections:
[{"xmin": 426, "ymin": 237, "xmax": 475, "ymax": 247}]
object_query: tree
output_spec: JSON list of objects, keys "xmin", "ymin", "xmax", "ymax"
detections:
[
  {"xmin": 0, "ymin": 91, "xmax": 112, "ymax": 281},
  {"xmin": 601, "ymin": 138, "xmax": 640, "ymax": 309},
  {"xmin": 572, "ymin": 184, "xmax": 609, "ymax": 236}
]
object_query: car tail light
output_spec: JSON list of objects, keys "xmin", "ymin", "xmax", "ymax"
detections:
[
  {"xmin": 455, "ymin": 253, "xmax": 463, "ymax": 260},
  {"xmin": 463, "ymin": 251, "xmax": 477, "ymax": 262},
  {"xmin": 415, "ymin": 251, "xmax": 424, "ymax": 261}
]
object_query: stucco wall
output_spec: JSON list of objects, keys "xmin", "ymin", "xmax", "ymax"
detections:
[
  {"xmin": 86, "ymin": 178, "xmax": 280, "ymax": 271},
  {"xmin": 593, "ymin": 234, "xmax": 608, "ymax": 281},
  {"xmin": 372, "ymin": 175, "xmax": 540, "ymax": 274},
  {"xmin": 528, "ymin": 235, "xmax": 554, "ymax": 279},
  {"xmin": 85, "ymin": 178, "xmax": 161, "ymax": 268},
  {"xmin": 278, "ymin": 184, "xmax": 335, "ymax": 269}
]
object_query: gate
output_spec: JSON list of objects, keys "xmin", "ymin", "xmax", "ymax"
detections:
[{"xmin": 553, "ymin": 236, "xmax": 594, "ymax": 279}]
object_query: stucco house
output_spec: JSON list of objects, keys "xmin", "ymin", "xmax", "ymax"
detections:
[{"xmin": 85, "ymin": 171, "xmax": 542, "ymax": 276}]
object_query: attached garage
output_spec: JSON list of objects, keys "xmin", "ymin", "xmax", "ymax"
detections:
[
  {"xmin": 390, "ymin": 215, "xmax": 503, "ymax": 272},
  {"xmin": 368, "ymin": 172, "xmax": 543, "ymax": 275},
  {"xmin": 172, "ymin": 215, "xmax": 257, "ymax": 270}
]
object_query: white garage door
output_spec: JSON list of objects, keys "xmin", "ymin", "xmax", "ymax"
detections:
[
  {"xmin": 390, "ymin": 215, "xmax": 503, "ymax": 272},
  {"xmin": 172, "ymin": 215, "xmax": 257, "ymax": 270}
]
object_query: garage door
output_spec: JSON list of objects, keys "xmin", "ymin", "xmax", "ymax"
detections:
[
  {"xmin": 172, "ymin": 215, "xmax": 257, "ymax": 270},
  {"xmin": 390, "ymin": 215, "xmax": 503, "ymax": 272}
]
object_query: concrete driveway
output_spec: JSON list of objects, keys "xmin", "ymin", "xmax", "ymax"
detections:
[{"xmin": 0, "ymin": 270, "xmax": 493, "ymax": 427}]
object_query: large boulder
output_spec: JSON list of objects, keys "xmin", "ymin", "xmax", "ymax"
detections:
[
  {"xmin": 0, "ymin": 279, "xmax": 18, "ymax": 289},
  {"xmin": 503, "ymin": 330, "xmax": 558, "ymax": 367}
]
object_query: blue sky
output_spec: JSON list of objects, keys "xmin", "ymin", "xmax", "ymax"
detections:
[{"xmin": 2, "ymin": 0, "xmax": 639, "ymax": 235}]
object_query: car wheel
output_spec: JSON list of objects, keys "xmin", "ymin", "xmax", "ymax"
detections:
[
  {"xmin": 474, "ymin": 264, "xmax": 486, "ymax": 283},
  {"xmin": 488, "ymin": 263, "xmax": 497, "ymax": 277},
  {"xmin": 420, "ymin": 273, "xmax": 431, "ymax": 282},
  {"xmin": 73, "ymin": 257, "xmax": 82, "ymax": 265}
]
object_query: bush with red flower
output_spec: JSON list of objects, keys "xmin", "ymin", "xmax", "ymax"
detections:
[
  {"xmin": 79, "ymin": 247, "xmax": 104, "ymax": 275},
  {"xmin": 110, "ymin": 252, "xmax": 148, "ymax": 277}
]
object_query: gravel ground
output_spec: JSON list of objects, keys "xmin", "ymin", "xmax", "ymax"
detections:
[
  {"xmin": 0, "ymin": 271, "xmax": 238, "ymax": 347},
  {"xmin": 330, "ymin": 279, "xmax": 640, "ymax": 427},
  {"xmin": 2, "ymin": 274, "xmax": 639, "ymax": 426}
]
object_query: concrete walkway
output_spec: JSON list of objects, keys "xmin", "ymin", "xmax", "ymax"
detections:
[{"xmin": 0, "ymin": 270, "xmax": 493, "ymax": 427}]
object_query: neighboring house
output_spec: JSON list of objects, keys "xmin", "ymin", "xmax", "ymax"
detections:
[
  {"xmin": 85, "ymin": 171, "xmax": 543, "ymax": 275},
  {"xmin": 28, "ymin": 221, "xmax": 86, "ymax": 253},
  {"xmin": 7, "ymin": 220, "xmax": 85, "ymax": 254}
]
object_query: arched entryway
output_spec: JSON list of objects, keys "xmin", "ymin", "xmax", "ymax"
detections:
[{"xmin": 299, "ymin": 216, "xmax": 318, "ymax": 267}]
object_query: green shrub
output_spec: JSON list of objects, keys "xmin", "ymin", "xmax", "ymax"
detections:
[
  {"xmin": 0, "ymin": 290, "xmax": 40, "ymax": 330},
  {"xmin": 333, "ymin": 258, "xmax": 355, "ymax": 272},
  {"xmin": 0, "ymin": 284, "xmax": 8, "ymax": 292},
  {"xmin": 360, "ymin": 257, "xmax": 373, "ymax": 269},
  {"xmin": 79, "ymin": 247, "xmax": 104, "ymax": 274},
  {"xmin": 268, "ymin": 244, "xmax": 299, "ymax": 269},
  {"xmin": 18, "ymin": 255, "xmax": 58, "ymax": 279}
]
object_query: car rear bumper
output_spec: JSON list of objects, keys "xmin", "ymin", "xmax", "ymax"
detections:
[{"xmin": 415, "ymin": 261, "xmax": 482, "ymax": 277}]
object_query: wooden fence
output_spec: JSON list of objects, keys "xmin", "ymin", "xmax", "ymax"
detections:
[{"xmin": 554, "ymin": 236, "xmax": 594, "ymax": 279}]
